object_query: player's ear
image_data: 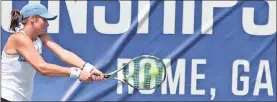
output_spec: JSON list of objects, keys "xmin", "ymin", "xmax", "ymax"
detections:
[
  {"xmin": 29, "ymin": 16, "xmax": 37, "ymax": 23},
  {"xmin": 29, "ymin": 17, "xmax": 34, "ymax": 23}
]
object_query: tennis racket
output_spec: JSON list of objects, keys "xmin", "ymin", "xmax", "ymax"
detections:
[{"xmin": 104, "ymin": 55, "xmax": 167, "ymax": 90}]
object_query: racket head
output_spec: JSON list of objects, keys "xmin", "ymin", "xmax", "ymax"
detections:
[{"xmin": 121, "ymin": 55, "xmax": 167, "ymax": 90}]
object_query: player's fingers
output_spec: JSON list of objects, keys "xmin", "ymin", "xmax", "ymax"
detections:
[
  {"xmin": 96, "ymin": 76, "xmax": 103, "ymax": 81},
  {"xmin": 93, "ymin": 70, "xmax": 101, "ymax": 76},
  {"xmin": 97, "ymin": 78, "xmax": 102, "ymax": 81},
  {"xmin": 98, "ymin": 73, "xmax": 104, "ymax": 80},
  {"xmin": 91, "ymin": 70, "xmax": 104, "ymax": 81},
  {"xmin": 84, "ymin": 77, "xmax": 90, "ymax": 83},
  {"xmin": 95, "ymin": 76, "xmax": 99, "ymax": 81},
  {"xmin": 94, "ymin": 78, "xmax": 99, "ymax": 81},
  {"xmin": 95, "ymin": 70, "xmax": 104, "ymax": 80},
  {"xmin": 100, "ymin": 72, "xmax": 104, "ymax": 77},
  {"xmin": 100, "ymin": 75, "xmax": 105, "ymax": 81},
  {"xmin": 88, "ymin": 75, "xmax": 92, "ymax": 82},
  {"xmin": 94, "ymin": 76, "xmax": 100, "ymax": 81},
  {"xmin": 91, "ymin": 75, "xmax": 95, "ymax": 80},
  {"xmin": 94, "ymin": 71, "xmax": 103, "ymax": 78},
  {"xmin": 92, "ymin": 75, "xmax": 97, "ymax": 81}
]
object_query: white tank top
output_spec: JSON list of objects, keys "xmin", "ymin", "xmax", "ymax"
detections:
[{"xmin": 1, "ymin": 31, "xmax": 43, "ymax": 101}]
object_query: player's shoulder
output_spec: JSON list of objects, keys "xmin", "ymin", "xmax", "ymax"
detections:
[
  {"xmin": 10, "ymin": 32, "xmax": 28, "ymax": 41},
  {"xmin": 10, "ymin": 32, "xmax": 32, "ymax": 45}
]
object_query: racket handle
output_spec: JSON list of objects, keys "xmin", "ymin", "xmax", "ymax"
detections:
[{"xmin": 104, "ymin": 75, "xmax": 111, "ymax": 78}]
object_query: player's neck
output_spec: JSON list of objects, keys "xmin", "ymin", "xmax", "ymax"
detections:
[{"xmin": 22, "ymin": 27, "xmax": 38, "ymax": 41}]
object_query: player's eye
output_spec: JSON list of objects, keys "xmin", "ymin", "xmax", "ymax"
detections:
[
  {"xmin": 40, "ymin": 17, "xmax": 47, "ymax": 22},
  {"xmin": 42, "ymin": 18, "xmax": 47, "ymax": 22}
]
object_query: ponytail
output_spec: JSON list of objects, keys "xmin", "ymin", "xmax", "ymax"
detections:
[{"xmin": 10, "ymin": 9, "xmax": 21, "ymax": 32}]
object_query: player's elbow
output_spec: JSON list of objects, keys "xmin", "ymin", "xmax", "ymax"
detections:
[{"xmin": 36, "ymin": 63, "xmax": 52, "ymax": 77}]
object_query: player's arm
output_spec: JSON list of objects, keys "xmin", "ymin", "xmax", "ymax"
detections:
[
  {"xmin": 39, "ymin": 34, "xmax": 105, "ymax": 81},
  {"xmin": 15, "ymin": 34, "xmax": 70, "ymax": 77},
  {"xmin": 39, "ymin": 34, "xmax": 86, "ymax": 68},
  {"xmin": 14, "ymin": 34, "xmax": 92, "ymax": 82},
  {"xmin": 39, "ymin": 34, "xmax": 97, "ymax": 72}
]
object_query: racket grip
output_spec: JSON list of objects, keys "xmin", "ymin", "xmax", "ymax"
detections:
[{"xmin": 104, "ymin": 75, "xmax": 110, "ymax": 78}]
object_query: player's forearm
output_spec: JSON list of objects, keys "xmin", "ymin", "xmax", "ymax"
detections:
[
  {"xmin": 59, "ymin": 50, "xmax": 96, "ymax": 73},
  {"xmin": 37, "ymin": 63, "xmax": 71, "ymax": 77},
  {"xmin": 60, "ymin": 50, "xmax": 86, "ymax": 69}
]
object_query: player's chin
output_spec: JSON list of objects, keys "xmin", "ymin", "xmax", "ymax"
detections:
[{"xmin": 37, "ymin": 30, "xmax": 46, "ymax": 35}]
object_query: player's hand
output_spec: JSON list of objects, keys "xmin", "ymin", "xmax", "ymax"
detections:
[
  {"xmin": 90, "ymin": 68, "xmax": 105, "ymax": 82},
  {"xmin": 78, "ymin": 71, "xmax": 92, "ymax": 83}
]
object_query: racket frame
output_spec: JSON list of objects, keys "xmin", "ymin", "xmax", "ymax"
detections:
[{"xmin": 104, "ymin": 55, "xmax": 167, "ymax": 90}]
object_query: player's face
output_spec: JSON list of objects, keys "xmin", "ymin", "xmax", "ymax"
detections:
[{"xmin": 32, "ymin": 16, "xmax": 49, "ymax": 35}]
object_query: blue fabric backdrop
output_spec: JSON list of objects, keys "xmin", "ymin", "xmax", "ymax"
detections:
[{"xmin": 1, "ymin": 0, "xmax": 276, "ymax": 101}]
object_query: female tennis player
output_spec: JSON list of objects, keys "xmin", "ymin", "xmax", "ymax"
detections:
[{"xmin": 1, "ymin": 3, "xmax": 104, "ymax": 102}]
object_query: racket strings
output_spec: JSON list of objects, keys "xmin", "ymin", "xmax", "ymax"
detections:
[{"xmin": 123, "ymin": 57, "xmax": 165, "ymax": 89}]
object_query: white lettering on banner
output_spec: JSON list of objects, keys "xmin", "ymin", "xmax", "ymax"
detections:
[
  {"xmin": 1, "ymin": 1, "xmax": 276, "ymax": 35},
  {"xmin": 65, "ymin": 1, "xmax": 87, "ymax": 34},
  {"xmin": 161, "ymin": 59, "xmax": 185, "ymax": 95},
  {"xmin": 201, "ymin": 1, "xmax": 237, "ymax": 34},
  {"xmin": 191, "ymin": 59, "xmax": 206, "ymax": 95},
  {"xmin": 243, "ymin": 1, "xmax": 276, "ymax": 36},
  {"xmin": 116, "ymin": 59, "xmax": 274, "ymax": 99},
  {"xmin": 94, "ymin": 1, "xmax": 131, "ymax": 34},
  {"xmin": 182, "ymin": 1, "xmax": 195, "ymax": 34},
  {"xmin": 232, "ymin": 60, "xmax": 250, "ymax": 96},
  {"xmin": 232, "ymin": 60, "xmax": 274, "ymax": 96},
  {"xmin": 116, "ymin": 59, "xmax": 133, "ymax": 94},
  {"xmin": 163, "ymin": 1, "xmax": 176, "ymax": 34},
  {"xmin": 1, "ymin": 1, "xmax": 12, "ymax": 33},
  {"xmin": 28, "ymin": 1, "xmax": 40, "ymax": 4},
  {"xmin": 137, "ymin": 1, "xmax": 150, "ymax": 34},
  {"xmin": 117, "ymin": 59, "xmax": 208, "ymax": 96},
  {"xmin": 47, "ymin": 1, "xmax": 60, "ymax": 33},
  {"xmin": 253, "ymin": 60, "xmax": 273, "ymax": 96},
  {"xmin": 45, "ymin": 1, "xmax": 88, "ymax": 33}
]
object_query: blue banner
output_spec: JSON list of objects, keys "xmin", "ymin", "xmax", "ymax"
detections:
[{"xmin": 1, "ymin": 0, "xmax": 276, "ymax": 101}]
